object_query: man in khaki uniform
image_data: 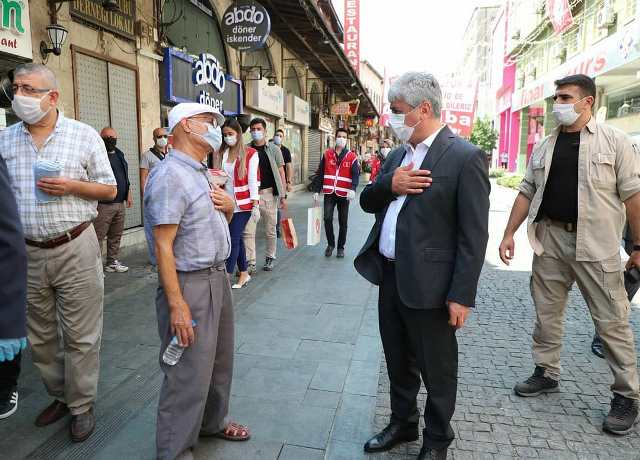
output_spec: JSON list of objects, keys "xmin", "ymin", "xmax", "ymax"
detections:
[{"xmin": 499, "ymin": 74, "xmax": 640, "ymax": 435}]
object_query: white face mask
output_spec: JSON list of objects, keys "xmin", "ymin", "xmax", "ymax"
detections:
[
  {"xmin": 155, "ymin": 137, "xmax": 168, "ymax": 148},
  {"xmin": 12, "ymin": 93, "xmax": 51, "ymax": 125},
  {"xmin": 336, "ymin": 137, "xmax": 347, "ymax": 148},
  {"xmin": 224, "ymin": 135, "xmax": 237, "ymax": 146},
  {"xmin": 380, "ymin": 147, "xmax": 391, "ymax": 158},
  {"xmin": 389, "ymin": 106, "xmax": 423, "ymax": 142},
  {"xmin": 552, "ymin": 98, "xmax": 586, "ymax": 126},
  {"xmin": 190, "ymin": 120, "xmax": 222, "ymax": 151}
]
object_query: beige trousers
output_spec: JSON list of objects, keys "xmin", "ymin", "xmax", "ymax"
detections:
[
  {"xmin": 242, "ymin": 187, "xmax": 278, "ymax": 264},
  {"xmin": 26, "ymin": 224, "xmax": 104, "ymax": 415},
  {"xmin": 531, "ymin": 221, "xmax": 640, "ymax": 399},
  {"xmin": 94, "ymin": 202, "xmax": 126, "ymax": 265}
]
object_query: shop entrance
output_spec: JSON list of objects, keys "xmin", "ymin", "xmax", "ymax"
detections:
[{"xmin": 74, "ymin": 51, "xmax": 141, "ymax": 229}]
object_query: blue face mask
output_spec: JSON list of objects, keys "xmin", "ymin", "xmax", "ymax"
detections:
[
  {"xmin": 251, "ymin": 130, "xmax": 264, "ymax": 142},
  {"xmin": 191, "ymin": 120, "xmax": 222, "ymax": 151},
  {"xmin": 273, "ymin": 135, "xmax": 282, "ymax": 145}
]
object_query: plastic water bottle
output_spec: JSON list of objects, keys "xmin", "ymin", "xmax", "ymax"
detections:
[{"xmin": 162, "ymin": 320, "xmax": 196, "ymax": 366}]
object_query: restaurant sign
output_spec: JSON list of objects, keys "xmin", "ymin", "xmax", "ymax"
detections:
[
  {"xmin": 162, "ymin": 48, "xmax": 243, "ymax": 116},
  {"xmin": 70, "ymin": 0, "xmax": 136, "ymax": 40},
  {"xmin": 0, "ymin": 0, "xmax": 32, "ymax": 59}
]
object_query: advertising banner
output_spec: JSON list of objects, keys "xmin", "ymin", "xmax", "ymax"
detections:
[
  {"xmin": 221, "ymin": 0, "xmax": 271, "ymax": 51},
  {"xmin": 344, "ymin": 0, "xmax": 360, "ymax": 74},
  {"xmin": 440, "ymin": 81, "xmax": 478, "ymax": 138},
  {"xmin": 0, "ymin": 0, "xmax": 32, "ymax": 59},
  {"xmin": 546, "ymin": 0, "xmax": 574, "ymax": 34}
]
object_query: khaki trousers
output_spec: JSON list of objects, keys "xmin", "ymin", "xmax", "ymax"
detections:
[
  {"xmin": 155, "ymin": 266, "xmax": 234, "ymax": 460},
  {"xmin": 26, "ymin": 224, "xmax": 104, "ymax": 415},
  {"xmin": 242, "ymin": 187, "xmax": 278, "ymax": 264},
  {"xmin": 531, "ymin": 221, "xmax": 640, "ymax": 399},
  {"xmin": 94, "ymin": 202, "xmax": 126, "ymax": 265}
]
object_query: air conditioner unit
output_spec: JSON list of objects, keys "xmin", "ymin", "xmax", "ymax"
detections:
[{"xmin": 596, "ymin": 7, "xmax": 616, "ymax": 29}]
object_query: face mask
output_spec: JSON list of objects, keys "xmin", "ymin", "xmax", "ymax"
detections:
[
  {"xmin": 552, "ymin": 99, "xmax": 584, "ymax": 126},
  {"xmin": 389, "ymin": 107, "xmax": 422, "ymax": 142},
  {"xmin": 155, "ymin": 137, "xmax": 168, "ymax": 148},
  {"xmin": 251, "ymin": 130, "xmax": 264, "ymax": 142},
  {"xmin": 12, "ymin": 93, "xmax": 51, "ymax": 125},
  {"xmin": 380, "ymin": 147, "xmax": 391, "ymax": 158},
  {"xmin": 191, "ymin": 121, "xmax": 222, "ymax": 151},
  {"xmin": 103, "ymin": 137, "xmax": 117, "ymax": 152},
  {"xmin": 336, "ymin": 137, "xmax": 347, "ymax": 148},
  {"xmin": 273, "ymin": 135, "xmax": 282, "ymax": 145},
  {"xmin": 224, "ymin": 135, "xmax": 237, "ymax": 146}
]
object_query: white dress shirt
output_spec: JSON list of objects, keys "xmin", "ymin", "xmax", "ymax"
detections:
[{"xmin": 378, "ymin": 126, "xmax": 445, "ymax": 260}]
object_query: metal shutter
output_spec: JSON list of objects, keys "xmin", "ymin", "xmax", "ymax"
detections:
[
  {"xmin": 308, "ymin": 129, "xmax": 322, "ymax": 177},
  {"xmin": 108, "ymin": 63, "xmax": 141, "ymax": 229}
]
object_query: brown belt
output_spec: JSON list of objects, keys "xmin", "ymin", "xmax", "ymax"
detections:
[
  {"xmin": 25, "ymin": 222, "xmax": 91, "ymax": 249},
  {"xmin": 547, "ymin": 219, "xmax": 576, "ymax": 233}
]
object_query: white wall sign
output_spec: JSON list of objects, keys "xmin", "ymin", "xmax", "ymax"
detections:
[
  {"xmin": 287, "ymin": 95, "xmax": 309, "ymax": 126},
  {"xmin": 0, "ymin": 0, "xmax": 32, "ymax": 60},
  {"xmin": 246, "ymin": 78, "xmax": 284, "ymax": 117}
]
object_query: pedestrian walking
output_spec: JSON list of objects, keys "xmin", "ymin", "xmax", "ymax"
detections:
[
  {"xmin": 500, "ymin": 151, "xmax": 508, "ymax": 169},
  {"xmin": 312, "ymin": 128, "xmax": 360, "ymax": 258},
  {"xmin": 144, "ymin": 103, "xmax": 250, "ymax": 460},
  {"xmin": 355, "ymin": 71, "xmax": 490, "ymax": 460},
  {"xmin": 242, "ymin": 118, "xmax": 287, "ymax": 273},
  {"xmin": 380, "ymin": 138, "xmax": 393, "ymax": 159},
  {"xmin": 94, "ymin": 127, "xmax": 132, "ymax": 273},
  {"xmin": 274, "ymin": 128, "xmax": 292, "ymax": 239},
  {"xmin": 369, "ymin": 150, "xmax": 383, "ymax": 183},
  {"xmin": 0, "ymin": 63, "xmax": 117, "ymax": 442},
  {"xmin": 0, "ymin": 154, "xmax": 27, "ymax": 420},
  {"xmin": 215, "ymin": 118, "xmax": 260, "ymax": 289},
  {"xmin": 499, "ymin": 74, "xmax": 640, "ymax": 435},
  {"xmin": 140, "ymin": 127, "xmax": 168, "ymax": 194}
]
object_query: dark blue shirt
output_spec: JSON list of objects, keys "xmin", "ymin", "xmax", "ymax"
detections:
[{"xmin": 101, "ymin": 148, "xmax": 130, "ymax": 204}]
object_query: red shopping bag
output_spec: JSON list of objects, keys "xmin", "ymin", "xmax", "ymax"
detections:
[{"xmin": 280, "ymin": 215, "xmax": 298, "ymax": 249}]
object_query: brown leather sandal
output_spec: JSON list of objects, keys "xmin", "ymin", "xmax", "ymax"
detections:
[{"xmin": 214, "ymin": 422, "xmax": 251, "ymax": 441}]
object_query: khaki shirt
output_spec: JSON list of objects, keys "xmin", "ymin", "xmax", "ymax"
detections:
[{"xmin": 518, "ymin": 117, "xmax": 640, "ymax": 262}]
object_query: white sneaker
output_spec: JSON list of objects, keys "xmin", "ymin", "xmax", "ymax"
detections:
[{"xmin": 105, "ymin": 260, "xmax": 129, "ymax": 273}]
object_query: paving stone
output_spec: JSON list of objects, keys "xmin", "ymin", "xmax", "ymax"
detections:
[{"xmin": 277, "ymin": 444, "xmax": 325, "ymax": 460}]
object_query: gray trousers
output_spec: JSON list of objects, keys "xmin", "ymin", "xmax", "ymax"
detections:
[{"xmin": 155, "ymin": 265, "xmax": 234, "ymax": 460}]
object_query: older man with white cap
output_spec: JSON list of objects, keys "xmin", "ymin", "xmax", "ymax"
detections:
[{"xmin": 144, "ymin": 103, "xmax": 250, "ymax": 460}]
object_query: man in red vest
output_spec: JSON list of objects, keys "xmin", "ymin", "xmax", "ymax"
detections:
[{"xmin": 313, "ymin": 128, "xmax": 360, "ymax": 258}]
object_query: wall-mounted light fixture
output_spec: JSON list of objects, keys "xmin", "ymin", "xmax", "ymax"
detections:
[
  {"xmin": 40, "ymin": 23, "xmax": 69, "ymax": 60},
  {"xmin": 241, "ymin": 66, "xmax": 277, "ymax": 86}
]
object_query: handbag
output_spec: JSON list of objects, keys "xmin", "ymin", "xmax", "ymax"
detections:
[
  {"xmin": 307, "ymin": 200, "xmax": 322, "ymax": 246},
  {"xmin": 280, "ymin": 212, "xmax": 298, "ymax": 249}
]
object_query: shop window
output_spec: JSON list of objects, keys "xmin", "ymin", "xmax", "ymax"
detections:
[
  {"xmin": 607, "ymin": 90, "xmax": 640, "ymax": 119},
  {"xmin": 163, "ymin": 0, "xmax": 228, "ymax": 71}
]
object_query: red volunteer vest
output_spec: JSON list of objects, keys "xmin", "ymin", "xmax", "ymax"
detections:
[
  {"xmin": 369, "ymin": 157, "xmax": 381, "ymax": 182},
  {"xmin": 233, "ymin": 147, "xmax": 260, "ymax": 211},
  {"xmin": 322, "ymin": 149, "xmax": 357, "ymax": 197}
]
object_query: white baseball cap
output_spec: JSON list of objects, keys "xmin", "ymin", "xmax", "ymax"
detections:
[{"xmin": 167, "ymin": 103, "xmax": 225, "ymax": 133}]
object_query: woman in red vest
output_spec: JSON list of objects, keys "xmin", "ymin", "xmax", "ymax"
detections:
[{"xmin": 215, "ymin": 118, "xmax": 260, "ymax": 288}]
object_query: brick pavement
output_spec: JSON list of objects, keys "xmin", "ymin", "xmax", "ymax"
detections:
[{"xmin": 370, "ymin": 183, "xmax": 640, "ymax": 460}]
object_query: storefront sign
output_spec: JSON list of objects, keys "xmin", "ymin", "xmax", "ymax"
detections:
[
  {"xmin": 0, "ymin": 0, "xmax": 32, "ymax": 59},
  {"xmin": 344, "ymin": 0, "xmax": 360, "ymax": 73},
  {"xmin": 71, "ymin": 0, "xmax": 135, "ymax": 40},
  {"xmin": 546, "ymin": 0, "xmax": 573, "ymax": 34},
  {"xmin": 245, "ymin": 77, "xmax": 284, "ymax": 117},
  {"xmin": 510, "ymin": 19, "xmax": 640, "ymax": 111},
  {"xmin": 161, "ymin": 48, "xmax": 243, "ymax": 116},
  {"xmin": 286, "ymin": 95, "xmax": 309, "ymax": 126},
  {"xmin": 221, "ymin": 0, "xmax": 270, "ymax": 51},
  {"xmin": 440, "ymin": 81, "xmax": 478, "ymax": 138},
  {"xmin": 331, "ymin": 100, "xmax": 359, "ymax": 116},
  {"xmin": 318, "ymin": 115, "xmax": 334, "ymax": 133}
]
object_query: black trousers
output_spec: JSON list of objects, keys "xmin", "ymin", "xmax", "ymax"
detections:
[
  {"xmin": 323, "ymin": 193, "xmax": 350, "ymax": 249},
  {"xmin": 0, "ymin": 352, "xmax": 21, "ymax": 393},
  {"xmin": 379, "ymin": 260, "xmax": 457, "ymax": 450}
]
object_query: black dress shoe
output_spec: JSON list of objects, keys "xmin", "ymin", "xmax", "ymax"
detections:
[
  {"xmin": 417, "ymin": 446, "xmax": 448, "ymax": 460},
  {"xmin": 591, "ymin": 332, "xmax": 605, "ymax": 359},
  {"xmin": 363, "ymin": 422, "xmax": 419, "ymax": 453}
]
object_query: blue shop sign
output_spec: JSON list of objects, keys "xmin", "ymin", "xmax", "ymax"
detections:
[{"xmin": 162, "ymin": 47, "xmax": 243, "ymax": 116}]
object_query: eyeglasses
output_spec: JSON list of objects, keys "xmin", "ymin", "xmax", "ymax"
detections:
[
  {"xmin": 189, "ymin": 117, "xmax": 218, "ymax": 128},
  {"xmin": 10, "ymin": 84, "xmax": 51, "ymax": 97},
  {"xmin": 156, "ymin": 135, "xmax": 168, "ymax": 139}
]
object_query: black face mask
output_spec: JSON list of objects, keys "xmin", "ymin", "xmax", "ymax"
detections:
[{"xmin": 103, "ymin": 137, "xmax": 117, "ymax": 151}]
